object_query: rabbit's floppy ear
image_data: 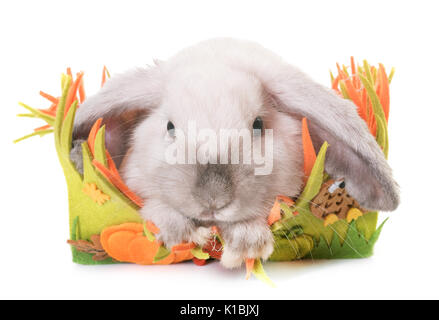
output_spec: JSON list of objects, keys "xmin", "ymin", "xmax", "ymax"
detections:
[
  {"xmin": 212, "ymin": 37, "xmax": 398, "ymax": 211},
  {"xmin": 72, "ymin": 66, "xmax": 162, "ymax": 167},
  {"xmin": 73, "ymin": 66, "xmax": 162, "ymax": 138},
  {"xmin": 261, "ymin": 64, "xmax": 399, "ymax": 211}
]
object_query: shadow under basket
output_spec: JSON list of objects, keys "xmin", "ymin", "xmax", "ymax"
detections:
[{"xmin": 16, "ymin": 59, "xmax": 393, "ymax": 282}]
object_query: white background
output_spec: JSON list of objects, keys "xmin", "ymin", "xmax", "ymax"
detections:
[{"xmin": 1, "ymin": 0, "xmax": 438, "ymax": 299}]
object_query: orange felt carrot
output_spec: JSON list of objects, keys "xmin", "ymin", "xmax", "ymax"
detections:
[
  {"xmin": 100, "ymin": 223, "xmax": 194, "ymax": 265},
  {"xmin": 277, "ymin": 195, "xmax": 294, "ymax": 205},
  {"xmin": 100, "ymin": 223, "xmax": 141, "ymax": 261},
  {"xmin": 342, "ymin": 79, "xmax": 362, "ymax": 113},
  {"xmin": 336, "ymin": 63, "xmax": 347, "ymax": 80},
  {"xmin": 145, "ymin": 220, "xmax": 160, "ymax": 234},
  {"xmin": 245, "ymin": 258, "xmax": 255, "ymax": 280},
  {"xmin": 92, "ymin": 159, "xmax": 144, "ymax": 207},
  {"xmin": 34, "ymin": 124, "xmax": 51, "ymax": 132},
  {"xmin": 350, "ymin": 56, "xmax": 356, "ymax": 77},
  {"xmin": 39, "ymin": 91, "xmax": 59, "ymax": 104},
  {"xmin": 87, "ymin": 118, "xmax": 103, "ymax": 157},
  {"xmin": 100, "ymin": 223, "xmax": 156, "ymax": 264},
  {"xmin": 173, "ymin": 249, "xmax": 195, "ymax": 264},
  {"xmin": 367, "ymin": 99, "xmax": 377, "ymax": 136},
  {"xmin": 65, "ymin": 72, "xmax": 84, "ymax": 116},
  {"xmin": 301, "ymin": 118, "xmax": 316, "ymax": 182},
  {"xmin": 39, "ymin": 108, "xmax": 56, "ymax": 117},
  {"xmin": 126, "ymin": 236, "xmax": 159, "ymax": 264},
  {"xmin": 78, "ymin": 75, "xmax": 86, "ymax": 103},
  {"xmin": 66, "ymin": 67, "xmax": 73, "ymax": 78},
  {"xmin": 268, "ymin": 196, "xmax": 295, "ymax": 225},
  {"xmin": 105, "ymin": 150, "xmax": 122, "ymax": 180},
  {"xmin": 49, "ymin": 103, "xmax": 57, "ymax": 111},
  {"xmin": 361, "ymin": 88, "xmax": 368, "ymax": 124},
  {"xmin": 172, "ymin": 242, "xmax": 196, "ymax": 252},
  {"xmin": 331, "ymin": 74, "xmax": 341, "ymax": 93},
  {"xmin": 101, "ymin": 66, "xmax": 109, "ymax": 87},
  {"xmin": 268, "ymin": 201, "xmax": 281, "ymax": 226},
  {"xmin": 107, "ymin": 230, "xmax": 139, "ymax": 261}
]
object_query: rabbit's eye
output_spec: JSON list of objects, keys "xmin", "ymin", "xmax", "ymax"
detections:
[
  {"xmin": 167, "ymin": 121, "xmax": 175, "ymax": 137},
  {"xmin": 252, "ymin": 116, "xmax": 263, "ymax": 131}
]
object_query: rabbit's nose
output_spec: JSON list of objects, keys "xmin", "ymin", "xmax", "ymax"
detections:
[{"xmin": 192, "ymin": 164, "xmax": 235, "ymax": 210}]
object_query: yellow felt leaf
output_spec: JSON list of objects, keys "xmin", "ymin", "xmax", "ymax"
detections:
[
  {"xmin": 82, "ymin": 183, "xmax": 110, "ymax": 205},
  {"xmin": 252, "ymin": 259, "xmax": 275, "ymax": 287}
]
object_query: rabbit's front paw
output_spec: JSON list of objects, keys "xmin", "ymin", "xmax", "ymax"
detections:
[
  {"xmin": 141, "ymin": 199, "xmax": 207, "ymax": 249},
  {"xmin": 189, "ymin": 226, "xmax": 212, "ymax": 248},
  {"xmin": 219, "ymin": 221, "xmax": 274, "ymax": 269},
  {"xmin": 156, "ymin": 224, "xmax": 212, "ymax": 249}
]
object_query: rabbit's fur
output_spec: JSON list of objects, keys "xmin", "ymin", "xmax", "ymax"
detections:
[{"xmin": 72, "ymin": 38, "xmax": 399, "ymax": 268}]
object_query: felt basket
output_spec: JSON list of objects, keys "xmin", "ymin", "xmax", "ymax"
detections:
[{"xmin": 16, "ymin": 59, "xmax": 393, "ymax": 281}]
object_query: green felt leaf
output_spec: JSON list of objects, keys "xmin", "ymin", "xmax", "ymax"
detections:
[
  {"xmin": 153, "ymin": 246, "xmax": 171, "ymax": 263},
  {"xmin": 18, "ymin": 102, "xmax": 55, "ymax": 126},
  {"xmin": 271, "ymin": 142, "xmax": 328, "ymax": 233},
  {"xmin": 375, "ymin": 116, "xmax": 389, "ymax": 158},
  {"xmin": 143, "ymin": 222, "xmax": 156, "ymax": 242},
  {"xmin": 269, "ymin": 234, "xmax": 314, "ymax": 261},
  {"xmin": 17, "ymin": 113, "xmax": 38, "ymax": 118},
  {"xmin": 61, "ymin": 73, "xmax": 69, "ymax": 90},
  {"xmin": 363, "ymin": 60, "xmax": 374, "ymax": 85},
  {"xmin": 388, "ymin": 67, "xmax": 395, "ymax": 84},
  {"xmin": 339, "ymin": 81, "xmax": 350, "ymax": 99},
  {"xmin": 70, "ymin": 216, "xmax": 79, "ymax": 241},
  {"xmin": 191, "ymin": 247, "xmax": 210, "ymax": 260},
  {"xmin": 60, "ymin": 100, "xmax": 77, "ymax": 155},
  {"xmin": 13, "ymin": 129, "xmax": 54, "ymax": 143},
  {"xmin": 252, "ymin": 259, "xmax": 275, "ymax": 287},
  {"xmin": 81, "ymin": 142, "xmax": 96, "ymax": 183},
  {"xmin": 54, "ymin": 76, "xmax": 71, "ymax": 144},
  {"xmin": 372, "ymin": 66, "xmax": 377, "ymax": 83},
  {"xmin": 296, "ymin": 142, "xmax": 328, "ymax": 209},
  {"xmin": 94, "ymin": 126, "xmax": 108, "ymax": 167}
]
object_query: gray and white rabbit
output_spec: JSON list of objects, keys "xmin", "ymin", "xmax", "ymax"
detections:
[{"xmin": 71, "ymin": 38, "xmax": 399, "ymax": 268}]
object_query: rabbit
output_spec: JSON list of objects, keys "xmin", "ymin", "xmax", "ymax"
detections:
[{"xmin": 71, "ymin": 38, "xmax": 399, "ymax": 269}]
